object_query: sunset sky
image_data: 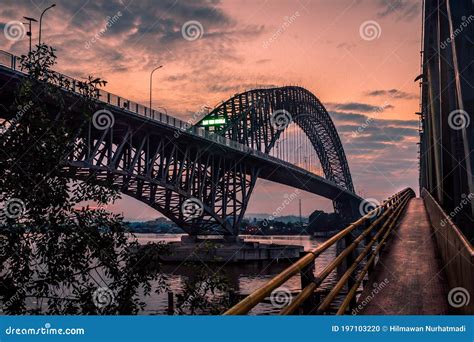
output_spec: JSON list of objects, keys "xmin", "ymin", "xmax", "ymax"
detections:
[{"xmin": 0, "ymin": 0, "xmax": 422, "ymax": 220}]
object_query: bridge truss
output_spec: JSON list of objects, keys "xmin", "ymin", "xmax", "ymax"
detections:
[
  {"xmin": 0, "ymin": 53, "xmax": 359, "ymax": 238},
  {"xmin": 198, "ymin": 87, "xmax": 355, "ymax": 194}
]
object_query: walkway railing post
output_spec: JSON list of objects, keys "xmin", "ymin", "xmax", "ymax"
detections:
[
  {"xmin": 299, "ymin": 251, "xmax": 317, "ymax": 314},
  {"xmin": 344, "ymin": 232, "xmax": 357, "ymax": 311},
  {"xmin": 366, "ymin": 214, "xmax": 381, "ymax": 278},
  {"xmin": 167, "ymin": 291, "xmax": 174, "ymax": 315},
  {"xmin": 363, "ymin": 219, "xmax": 374, "ymax": 284},
  {"xmin": 224, "ymin": 189, "xmax": 414, "ymax": 316}
]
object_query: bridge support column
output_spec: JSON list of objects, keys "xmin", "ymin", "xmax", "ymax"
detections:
[{"xmin": 335, "ymin": 197, "xmax": 361, "ymax": 226}]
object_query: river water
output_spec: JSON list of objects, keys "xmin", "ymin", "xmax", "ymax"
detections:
[{"xmin": 133, "ymin": 234, "xmax": 340, "ymax": 315}]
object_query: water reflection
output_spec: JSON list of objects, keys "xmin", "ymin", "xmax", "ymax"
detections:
[{"xmin": 133, "ymin": 234, "xmax": 338, "ymax": 315}]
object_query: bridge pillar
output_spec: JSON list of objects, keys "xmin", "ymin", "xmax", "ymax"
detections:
[{"xmin": 334, "ymin": 197, "xmax": 361, "ymax": 225}]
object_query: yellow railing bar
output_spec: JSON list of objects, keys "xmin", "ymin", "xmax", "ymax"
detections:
[
  {"xmin": 317, "ymin": 193, "xmax": 412, "ymax": 312},
  {"xmin": 336, "ymin": 194, "xmax": 412, "ymax": 314},
  {"xmin": 279, "ymin": 190, "xmax": 412, "ymax": 315},
  {"xmin": 223, "ymin": 188, "xmax": 413, "ymax": 315}
]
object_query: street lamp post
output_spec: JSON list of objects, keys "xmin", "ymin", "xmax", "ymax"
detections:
[
  {"xmin": 149, "ymin": 65, "xmax": 163, "ymax": 111},
  {"xmin": 23, "ymin": 17, "xmax": 38, "ymax": 54},
  {"xmin": 38, "ymin": 4, "xmax": 56, "ymax": 46}
]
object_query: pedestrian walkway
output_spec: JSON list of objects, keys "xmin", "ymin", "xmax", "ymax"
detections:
[{"xmin": 359, "ymin": 198, "xmax": 450, "ymax": 314}]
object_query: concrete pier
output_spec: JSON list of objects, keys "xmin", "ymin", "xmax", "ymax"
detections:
[{"xmin": 160, "ymin": 237, "xmax": 304, "ymax": 263}]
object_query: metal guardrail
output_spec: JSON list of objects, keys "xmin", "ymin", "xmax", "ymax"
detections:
[
  {"xmin": 224, "ymin": 188, "xmax": 415, "ymax": 315},
  {"xmin": 0, "ymin": 50, "xmax": 350, "ymax": 192},
  {"xmin": 421, "ymin": 188, "xmax": 474, "ymax": 314},
  {"xmin": 0, "ymin": 50, "xmax": 250, "ymax": 153}
]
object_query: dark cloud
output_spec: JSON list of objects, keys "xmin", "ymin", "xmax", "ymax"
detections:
[
  {"xmin": 330, "ymin": 111, "xmax": 418, "ymax": 128},
  {"xmin": 0, "ymin": 0, "xmax": 265, "ymax": 74},
  {"xmin": 167, "ymin": 73, "xmax": 189, "ymax": 82},
  {"xmin": 0, "ymin": 0, "xmax": 420, "ymax": 207},
  {"xmin": 208, "ymin": 83, "xmax": 278, "ymax": 93},
  {"xmin": 338, "ymin": 124, "xmax": 415, "ymax": 136},
  {"xmin": 330, "ymin": 111, "xmax": 368, "ymax": 124},
  {"xmin": 343, "ymin": 124, "xmax": 417, "ymax": 143},
  {"xmin": 331, "ymin": 110, "xmax": 418, "ymax": 155},
  {"xmin": 378, "ymin": 119, "xmax": 418, "ymax": 127},
  {"xmin": 369, "ymin": 126, "xmax": 418, "ymax": 141},
  {"xmin": 332, "ymin": 102, "xmax": 394, "ymax": 113},
  {"xmin": 56, "ymin": 0, "xmax": 233, "ymax": 38},
  {"xmin": 343, "ymin": 141, "xmax": 391, "ymax": 152},
  {"xmin": 366, "ymin": 88, "xmax": 417, "ymax": 100},
  {"xmin": 376, "ymin": 0, "xmax": 420, "ymax": 22}
]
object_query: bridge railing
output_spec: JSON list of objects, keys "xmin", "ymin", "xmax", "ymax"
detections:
[
  {"xmin": 0, "ymin": 50, "xmax": 354, "ymax": 189},
  {"xmin": 0, "ymin": 50, "xmax": 250, "ymax": 152},
  {"xmin": 421, "ymin": 189, "xmax": 474, "ymax": 314},
  {"xmin": 224, "ymin": 188, "xmax": 415, "ymax": 315}
]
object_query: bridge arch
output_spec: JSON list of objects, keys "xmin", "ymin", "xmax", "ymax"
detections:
[
  {"xmin": 197, "ymin": 86, "xmax": 355, "ymax": 193},
  {"xmin": 0, "ymin": 61, "xmax": 359, "ymax": 237}
]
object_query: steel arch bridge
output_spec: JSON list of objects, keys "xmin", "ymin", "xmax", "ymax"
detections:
[
  {"xmin": 0, "ymin": 53, "xmax": 361, "ymax": 238},
  {"xmin": 197, "ymin": 86, "xmax": 354, "ymax": 193}
]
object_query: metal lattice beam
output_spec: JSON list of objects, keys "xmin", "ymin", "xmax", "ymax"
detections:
[
  {"xmin": 0, "ymin": 61, "xmax": 360, "ymax": 237},
  {"xmin": 197, "ymin": 87, "xmax": 355, "ymax": 217}
]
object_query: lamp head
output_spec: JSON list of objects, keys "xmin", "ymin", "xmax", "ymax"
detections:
[{"xmin": 23, "ymin": 16, "xmax": 38, "ymax": 22}]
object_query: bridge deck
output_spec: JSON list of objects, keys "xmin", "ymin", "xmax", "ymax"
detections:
[{"xmin": 359, "ymin": 198, "xmax": 450, "ymax": 314}]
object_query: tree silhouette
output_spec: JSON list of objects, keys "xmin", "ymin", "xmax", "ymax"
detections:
[{"xmin": 0, "ymin": 44, "xmax": 167, "ymax": 314}]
